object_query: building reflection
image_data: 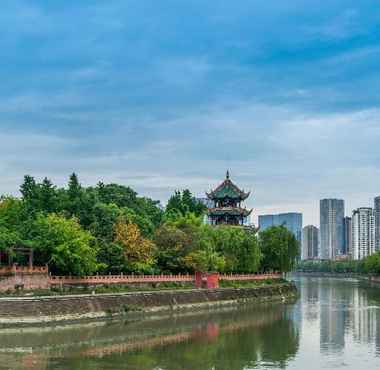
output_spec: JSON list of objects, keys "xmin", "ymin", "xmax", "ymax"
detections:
[
  {"xmin": 315, "ymin": 278, "xmax": 380, "ymax": 355},
  {"xmin": 319, "ymin": 280, "xmax": 349, "ymax": 353}
]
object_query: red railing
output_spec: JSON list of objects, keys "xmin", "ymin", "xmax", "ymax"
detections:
[
  {"xmin": 50, "ymin": 273, "xmax": 281, "ymax": 285},
  {"xmin": 220, "ymin": 273, "xmax": 281, "ymax": 281}
]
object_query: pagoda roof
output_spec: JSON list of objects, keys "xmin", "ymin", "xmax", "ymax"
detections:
[
  {"xmin": 208, "ymin": 207, "xmax": 252, "ymax": 217},
  {"xmin": 206, "ymin": 171, "xmax": 250, "ymax": 201}
]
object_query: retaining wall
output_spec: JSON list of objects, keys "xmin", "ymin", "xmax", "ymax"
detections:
[
  {"xmin": 50, "ymin": 273, "xmax": 281, "ymax": 286},
  {"xmin": 0, "ymin": 267, "xmax": 49, "ymax": 292},
  {"xmin": 0, "ymin": 283, "xmax": 297, "ymax": 326},
  {"xmin": 0, "ymin": 268, "xmax": 281, "ymax": 292}
]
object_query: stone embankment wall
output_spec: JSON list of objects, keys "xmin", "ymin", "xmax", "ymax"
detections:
[
  {"xmin": 0, "ymin": 267, "xmax": 49, "ymax": 292},
  {"xmin": 0, "ymin": 283, "xmax": 297, "ymax": 326},
  {"xmin": 50, "ymin": 273, "xmax": 281, "ymax": 287},
  {"xmin": 0, "ymin": 268, "xmax": 281, "ymax": 292},
  {"xmin": 294, "ymin": 271, "xmax": 380, "ymax": 284}
]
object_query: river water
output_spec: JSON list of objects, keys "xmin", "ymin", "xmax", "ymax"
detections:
[{"xmin": 0, "ymin": 277, "xmax": 380, "ymax": 370}]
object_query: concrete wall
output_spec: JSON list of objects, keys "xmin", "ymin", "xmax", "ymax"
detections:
[
  {"xmin": 0, "ymin": 270, "xmax": 50, "ymax": 292},
  {"xmin": 0, "ymin": 283, "xmax": 297, "ymax": 325},
  {"xmin": 0, "ymin": 269, "xmax": 281, "ymax": 292}
]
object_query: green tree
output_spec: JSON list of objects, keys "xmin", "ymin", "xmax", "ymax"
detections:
[
  {"xmin": 20, "ymin": 175, "xmax": 38, "ymax": 200},
  {"xmin": 154, "ymin": 225, "xmax": 192, "ymax": 273},
  {"xmin": 20, "ymin": 175, "xmax": 39, "ymax": 213},
  {"xmin": 39, "ymin": 177, "xmax": 59, "ymax": 213},
  {"xmin": 89, "ymin": 202, "xmax": 123, "ymax": 241},
  {"xmin": 31, "ymin": 214, "xmax": 99, "ymax": 275},
  {"xmin": 259, "ymin": 226, "xmax": 299, "ymax": 272},
  {"xmin": 0, "ymin": 226, "xmax": 21, "ymax": 252},
  {"xmin": 0, "ymin": 197, "xmax": 30, "ymax": 251},
  {"xmin": 66, "ymin": 173, "xmax": 83, "ymax": 216},
  {"xmin": 183, "ymin": 245, "xmax": 225, "ymax": 272},
  {"xmin": 166, "ymin": 189, "xmax": 206, "ymax": 218},
  {"xmin": 211, "ymin": 226, "xmax": 261, "ymax": 273},
  {"xmin": 114, "ymin": 220, "xmax": 156, "ymax": 273},
  {"xmin": 362, "ymin": 252, "xmax": 380, "ymax": 275}
]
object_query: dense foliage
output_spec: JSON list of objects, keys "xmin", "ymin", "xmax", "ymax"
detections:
[
  {"xmin": 165, "ymin": 189, "xmax": 207, "ymax": 219},
  {"xmin": 297, "ymin": 254, "xmax": 380, "ymax": 276},
  {"xmin": 0, "ymin": 174, "xmax": 298, "ymax": 275},
  {"xmin": 259, "ymin": 226, "xmax": 299, "ymax": 273}
]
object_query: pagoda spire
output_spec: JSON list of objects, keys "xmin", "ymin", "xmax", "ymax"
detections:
[{"xmin": 206, "ymin": 171, "xmax": 252, "ymax": 226}]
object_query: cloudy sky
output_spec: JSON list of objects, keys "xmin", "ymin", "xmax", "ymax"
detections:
[{"xmin": 1, "ymin": 0, "xmax": 380, "ymax": 226}]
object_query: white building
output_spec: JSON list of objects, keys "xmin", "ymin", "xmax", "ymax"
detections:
[
  {"xmin": 374, "ymin": 196, "xmax": 380, "ymax": 251},
  {"xmin": 352, "ymin": 207, "xmax": 375, "ymax": 260}
]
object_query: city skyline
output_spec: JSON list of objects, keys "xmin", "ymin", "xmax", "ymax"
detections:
[{"xmin": 1, "ymin": 1, "xmax": 380, "ymax": 227}]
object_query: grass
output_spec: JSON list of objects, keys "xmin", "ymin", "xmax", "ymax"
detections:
[
  {"xmin": 0, "ymin": 279, "xmax": 288, "ymax": 297},
  {"xmin": 219, "ymin": 278, "xmax": 287, "ymax": 288}
]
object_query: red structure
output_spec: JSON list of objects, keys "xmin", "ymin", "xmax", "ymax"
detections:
[
  {"xmin": 195, "ymin": 271, "xmax": 203, "ymax": 288},
  {"xmin": 0, "ymin": 268, "xmax": 280, "ymax": 292},
  {"xmin": 0, "ymin": 265, "xmax": 49, "ymax": 292},
  {"xmin": 50, "ymin": 273, "xmax": 280, "ymax": 287},
  {"xmin": 194, "ymin": 272, "xmax": 220, "ymax": 289},
  {"xmin": 205, "ymin": 273, "xmax": 220, "ymax": 289}
]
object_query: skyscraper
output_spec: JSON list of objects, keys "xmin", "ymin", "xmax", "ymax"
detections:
[
  {"xmin": 302, "ymin": 225, "xmax": 319, "ymax": 260},
  {"xmin": 258, "ymin": 213, "xmax": 303, "ymax": 244},
  {"xmin": 343, "ymin": 217, "xmax": 352, "ymax": 257},
  {"xmin": 352, "ymin": 207, "xmax": 375, "ymax": 260},
  {"xmin": 320, "ymin": 199, "xmax": 345, "ymax": 260},
  {"xmin": 375, "ymin": 196, "xmax": 380, "ymax": 252}
]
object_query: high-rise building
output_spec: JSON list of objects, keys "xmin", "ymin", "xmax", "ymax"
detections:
[
  {"xmin": 343, "ymin": 217, "xmax": 352, "ymax": 257},
  {"xmin": 258, "ymin": 213, "xmax": 303, "ymax": 244},
  {"xmin": 302, "ymin": 225, "xmax": 319, "ymax": 260},
  {"xmin": 320, "ymin": 199, "xmax": 345, "ymax": 260},
  {"xmin": 375, "ymin": 196, "xmax": 380, "ymax": 252},
  {"xmin": 352, "ymin": 207, "xmax": 375, "ymax": 260}
]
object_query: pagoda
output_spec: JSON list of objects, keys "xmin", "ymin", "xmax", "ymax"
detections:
[{"xmin": 206, "ymin": 171, "xmax": 252, "ymax": 226}]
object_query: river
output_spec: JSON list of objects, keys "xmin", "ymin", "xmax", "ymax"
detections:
[{"xmin": 0, "ymin": 277, "xmax": 379, "ymax": 369}]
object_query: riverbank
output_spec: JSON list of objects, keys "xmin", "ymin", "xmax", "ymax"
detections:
[
  {"xmin": 0, "ymin": 282, "xmax": 297, "ymax": 327},
  {"xmin": 294, "ymin": 271, "xmax": 380, "ymax": 283}
]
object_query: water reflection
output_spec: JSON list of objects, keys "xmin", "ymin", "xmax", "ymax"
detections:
[
  {"xmin": 1, "ymin": 278, "xmax": 380, "ymax": 369},
  {"xmin": 297, "ymin": 277, "xmax": 380, "ymax": 357},
  {"xmin": 0, "ymin": 304, "xmax": 299, "ymax": 370}
]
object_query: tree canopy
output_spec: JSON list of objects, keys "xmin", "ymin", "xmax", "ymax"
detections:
[
  {"xmin": 0, "ymin": 173, "xmax": 305, "ymax": 276},
  {"xmin": 259, "ymin": 226, "xmax": 299, "ymax": 273}
]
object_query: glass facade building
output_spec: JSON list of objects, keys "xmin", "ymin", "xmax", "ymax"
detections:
[
  {"xmin": 258, "ymin": 213, "xmax": 303, "ymax": 244},
  {"xmin": 320, "ymin": 199, "xmax": 345, "ymax": 260}
]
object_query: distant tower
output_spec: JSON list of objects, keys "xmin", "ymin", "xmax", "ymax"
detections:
[
  {"xmin": 352, "ymin": 207, "xmax": 375, "ymax": 260},
  {"xmin": 206, "ymin": 171, "xmax": 252, "ymax": 225},
  {"xmin": 320, "ymin": 199, "xmax": 345, "ymax": 260},
  {"xmin": 375, "ymin": 196, "xmax": 380, "ymax": 251},
  {"xmin": 302, "ymin": 225, "xmax": 319, "ymax": 260},
  {"xmin": 343, "ymin": 217, "xmax": 352, "ymax": 257}
]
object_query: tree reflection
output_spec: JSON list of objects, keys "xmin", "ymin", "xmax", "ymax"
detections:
[{"xmin": 62, "ymin": 305, "xmax": 300, "ymax": 370}]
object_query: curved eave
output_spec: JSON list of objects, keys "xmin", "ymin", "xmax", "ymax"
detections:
[
  {"xmin": 206, "ymin": 178, "xmax": 251, "ymax": 200},
  {"xmin": 208, "ymin": 208, "xmax": 253, "ymax": 217},
  {"xmin": 206, "ymin": 191, "xmax": 251, "ymax": 201}
]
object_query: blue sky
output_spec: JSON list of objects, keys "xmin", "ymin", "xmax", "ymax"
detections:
[{"xmin": 1, "ymin": 0, "xmax": 380, "ymax": 225}]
